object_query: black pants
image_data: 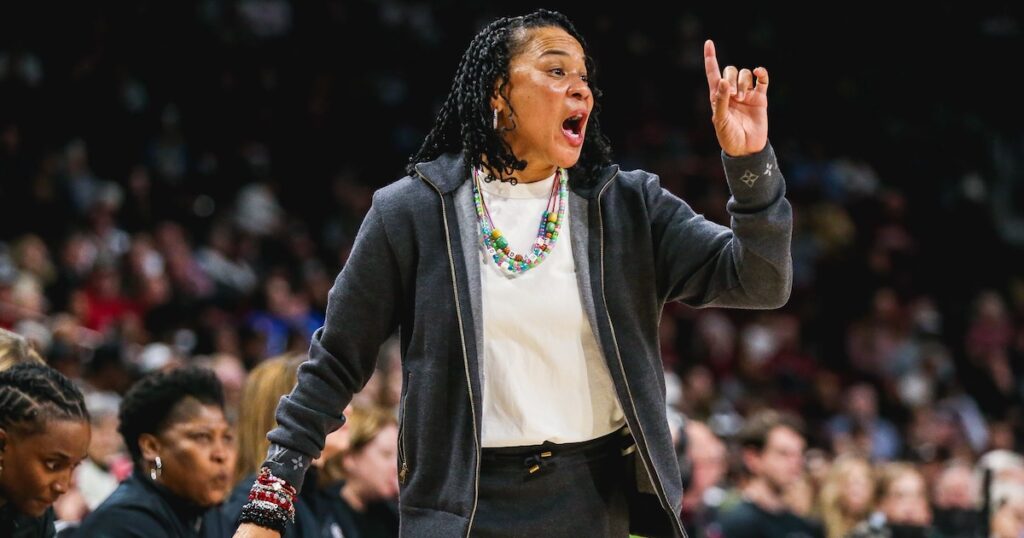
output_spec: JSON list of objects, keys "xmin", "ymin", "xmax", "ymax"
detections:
[{"xmin": 471, "ymin": 427, "xmax": 633, "ymax": 538}]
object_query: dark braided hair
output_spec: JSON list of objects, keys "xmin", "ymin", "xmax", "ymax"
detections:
[
  {"xmin": 407, "ymin": 9, "xmax": 613, "ymax": 185},
  {"xmin": 118, "ymin": 366, "xmax": 224, "ymax": 466},
  {"xmin": 0, "ymin": 362, "xmax": 89, "ymax": 438}
]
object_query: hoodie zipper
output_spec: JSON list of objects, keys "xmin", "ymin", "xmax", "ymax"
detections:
[
  {"xmin": 416, "ymin": 169, "xmax": 481, "ymax": 538},
  {"xmin": 398, "ymin": 371, "xmax": 411, "ymax": 484},
  {"xmin": 597, "ymin": 174, "xmax": 688, "ymax": 538}
]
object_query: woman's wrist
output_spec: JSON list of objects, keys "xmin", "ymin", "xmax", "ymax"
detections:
[
  {"xmin": 237, "ymin": 467, "xmax": 297, "ymax": 533},
  {"xmin": 234, "ymin": 522, "xmax": 282, "ymax": 538}
]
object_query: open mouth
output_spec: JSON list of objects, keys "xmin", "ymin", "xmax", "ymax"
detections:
[{"xmin": 561, "ymin": 112, "xmax": 587, "ymax": 146}]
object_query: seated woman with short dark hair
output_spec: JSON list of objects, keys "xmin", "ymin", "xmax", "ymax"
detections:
[{"xmin": 78, "ymin": 366, "xmax": 237, "ymax": 537}]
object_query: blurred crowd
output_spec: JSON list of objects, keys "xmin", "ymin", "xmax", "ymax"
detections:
[{"xmin": 2, "ymin": 2, "xmax": 1023, "ymax": 538}]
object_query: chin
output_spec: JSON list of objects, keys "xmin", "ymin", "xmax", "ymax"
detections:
[
  {"xmin": 19, "ymin": 499, "xmax": 51, "ymax": 518},
  {"xmin": 554, "ymin": 152, "xmax": 582, "ymax": 170},
  {"xmin": 199, "ymin": 494, "xmax": 225, "ymax": 507},
  {"xmin": 200, "ymin": 488, "xmax": 230, "ymax": 507}
]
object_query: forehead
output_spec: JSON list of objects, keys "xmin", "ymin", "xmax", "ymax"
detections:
[
  {"xmin": 892, "ymin": 472, "xmax": 925, "ymax": 492},
  {"xmin": 18, "ymin": 418, "xmax": 90, "ymax": 456},
  {"xmin": 766, "ymin": 426, "xmax": 804, "ymax": 450},
  {"xmin": 164, "ymin": 399, "xmax": 227, "ymax": 430},
  {"xmin": 513, "ymin": 26, "xmax": 585, "ymax": 63},
  {"xmin": 939, "ymin": 466, "xmax": 972, "ymax": 483}
]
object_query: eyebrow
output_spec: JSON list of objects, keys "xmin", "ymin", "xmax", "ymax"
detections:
[
  {"xmin": 539, "ymin": 49, "xmax": 573, "ymax": 58},
  {"xmin": 182, "ymin": 424, "xmax": 232, "ymax": 433}
]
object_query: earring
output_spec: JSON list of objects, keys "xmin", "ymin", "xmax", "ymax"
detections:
[
  {"xmin": 150, "ymin": 456, "xmax": 162, "ymax": 480},
  {"xmin": 493, "ymin": 109, "xmax": 498, "ymax": 130}
]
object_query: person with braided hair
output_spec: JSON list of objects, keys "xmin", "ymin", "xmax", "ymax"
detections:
[
  {"xmin": 237, "ymin": 8, "xmax": 790, "ymax": 538},
  {"xmin": 0, "ymin": 362, "xmax": 91, "ymax": 538}
]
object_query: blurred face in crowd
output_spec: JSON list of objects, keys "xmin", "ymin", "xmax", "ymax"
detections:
[
  {"xmin": 88, "ymin": 413, "xmax": 123, "ymax": 467},
  {"xmin": 139, "ymin": 399, "xmax": 235, "ymax": 507},
  {"xmin": 841, "ymin": 461, "xmax": 875, "ymax": 515},
  {"xmin": 847, "ymin": 384, "xmax": 878, "ymax": 422},
  {"xmin": 805, "ymin": 448, "xmax": 831, "ymax": 485},
  {"xmin": 0, "ymin": 419, "xmax": 90, "ymax": 517},
  {"xmin": 748, "ymin": 426, "xmax": 805, "ymax": 493},
  {"xmin": 686, "ymin": 422, "xmax": 727, "ymax": 494},
  {"xmin": 491, "ymin": 26, "xmax": 593, "ymax": 181},
  {"xmin": 934, "ymin": 465, "xmax": 977, "ymax": 508},
  {"xmin": 880, "ymin": 470, "xmax": 931, "ymax": 526},
  {"xmin": 342, "ymin": 423, "xmax": 399, "ymax": 503},
  {"xmin": 932, "ymin": 465, "xmax": 981, "ymax": 538}
]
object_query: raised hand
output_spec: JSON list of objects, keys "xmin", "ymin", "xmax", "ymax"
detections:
[{"xmin": 704, "ymin": 39, "xmax": 769, "ymax": 157}]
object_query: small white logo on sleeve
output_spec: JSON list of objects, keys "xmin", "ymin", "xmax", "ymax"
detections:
[
  {"xmin": 740, "ymin": 170, "xmax": 759, "ymax": 187},
  {"xmin": 765, "ymin": 163, "xmax": 773, "ymax": 176},
  {"xmin": 267, "ymin": 445, "xmax": 287, "ymax": 463},
  {"xmin": 291, "ymin": 455, "xmax": 304, "ymax": 470}
]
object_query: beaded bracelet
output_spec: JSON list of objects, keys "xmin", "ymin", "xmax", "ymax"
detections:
[{"xmin": 238, "ymin": 467, "xmax": 297, "ymax": 533}]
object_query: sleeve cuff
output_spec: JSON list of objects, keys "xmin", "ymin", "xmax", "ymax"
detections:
[
  {"xmin": 721, "ymin": 141, "xmax": 783, "ymax": 208},
  {"xmin": 262, "ymin": 443, "xmax": 312, "ymax": 492}
]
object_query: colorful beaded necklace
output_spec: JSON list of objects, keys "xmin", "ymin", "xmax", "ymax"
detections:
[{"xmin": 471, "ymin": 166, "xmax": 568, "ymax": 276}]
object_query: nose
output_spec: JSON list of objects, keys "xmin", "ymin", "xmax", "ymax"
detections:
[
  {"xmin": 211, "ymin": 438, "xmax": 231, "ymax": 464},
  {"xmin": 53, "ymin": 473, "xmax": 71, "ymax": 495},
  {"xmin": 569, "ymin": 76, "xmax": 591, "ymax": 102}
]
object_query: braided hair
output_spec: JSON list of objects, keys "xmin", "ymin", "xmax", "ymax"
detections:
[
  {"xmin": 407, "ymin": 9, "xmax": 613, "ymax": 185},
  {"xmin": 0, "ymin": 362, "xmax": 89, "ymax": 438}
]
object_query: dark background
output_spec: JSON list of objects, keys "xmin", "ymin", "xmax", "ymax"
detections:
[{"xmin": 1, "ymin": 1, "xmax": 1023, "ymax": 456}]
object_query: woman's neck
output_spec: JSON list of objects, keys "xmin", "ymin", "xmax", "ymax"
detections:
[
  {"xmin": 514, "ymin": 163, "xmax": 557, "ymax": 183},
  {"xmin": 340, "ymin": 482, "xmax": 366, "ymax": 513}
]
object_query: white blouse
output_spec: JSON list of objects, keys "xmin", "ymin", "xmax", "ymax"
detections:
[{"xmin": 475, "ymin": 170, "xmax": 625, "ymax": 448}]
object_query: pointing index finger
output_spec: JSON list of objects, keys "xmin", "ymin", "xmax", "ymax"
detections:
[{"xmin": 704, "ymin": 39, "xmax": 721, "ymax": 96}]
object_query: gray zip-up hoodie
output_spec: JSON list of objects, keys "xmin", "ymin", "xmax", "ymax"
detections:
[{"xmin": 261, "ymin": 142, "xmax": 792, "ymax": 538}]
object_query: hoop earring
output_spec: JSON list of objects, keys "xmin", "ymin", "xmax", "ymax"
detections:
[
  {"xmin": 150, "ymin": 456, "xmax": 162, "ymax": 480},
  {"xmin": 493, "ymin": 109, "xmax": 498, "ymax": 130}
]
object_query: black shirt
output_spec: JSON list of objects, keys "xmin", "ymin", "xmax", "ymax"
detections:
[
  {"xmin": 317, "ymin": 482, "xmax": 398, "ymax": 538},
  {"xmin": 714, "ymin": 500, "xmax": 823, "ymax": 538},
  {"xmin": 0, "ymin": 503, "xmax": 55, "ymax": 538},
  {"xmin": 76, "ymin": 469, "xmax": 229, "ymax": 538}
]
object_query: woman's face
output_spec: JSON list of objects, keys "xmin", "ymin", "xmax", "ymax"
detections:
[
  {"xmin": 0, "ymin": 419, "xmax": 90, "ymax": 517},
  {"xmin": 493, "ymin": 26, "xmax": 593, "ymax": 179},
  {"xmin": 880, "ymin": 472, "xmax": 932, "ymax": 526},
  {"xmin": 841, "ymin": 464, "xmax": 875, "ymax": 515},
  {"xmin": 343, "ymin": 424, "xmax": 399, "ymax": 502},
  {"xmin": 88, "ymin": 413, "xmax": 123, "ymax": 466},
  {"xmin": 142, "ymin": 401, "xmax": 235, "ymax": 507}
]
